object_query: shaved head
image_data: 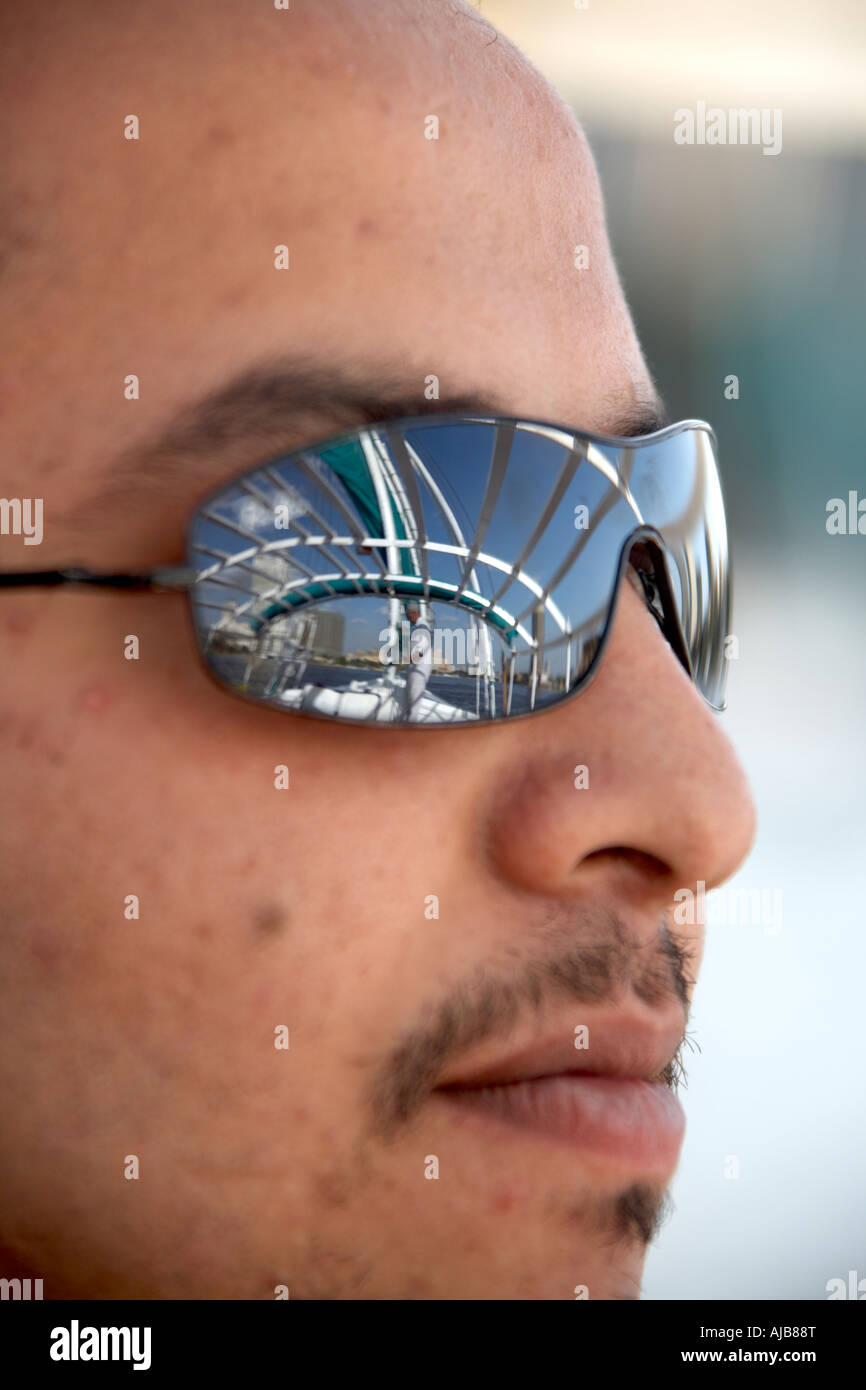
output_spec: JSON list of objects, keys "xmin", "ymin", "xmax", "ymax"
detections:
[{"xmin": 0, "ymin": 0, "xmax": 655, "ymax": 548}]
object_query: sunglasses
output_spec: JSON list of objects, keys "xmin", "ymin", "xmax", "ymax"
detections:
[{"xmin": 1, "ymin": 413, "xmax": 730, "ymax": 725}]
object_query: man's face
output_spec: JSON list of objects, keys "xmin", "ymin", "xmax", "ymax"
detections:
[{"xmin": 0, "ymin": 0, "xmax": 755, "ymax": 1298}]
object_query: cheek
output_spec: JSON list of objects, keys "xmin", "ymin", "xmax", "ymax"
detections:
[{"xmin": 0, "ymin": 601, "xmax": 476, "ymax": 1088}]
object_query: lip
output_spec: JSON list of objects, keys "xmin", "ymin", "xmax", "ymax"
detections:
[
  {"xmin": 434, "ymin": 1075, "xmax": 685, "ymax": 1170},
  {"xmin": 432, "ymin": 1007, "xmax": 687, "ymax": 1172},
  {"xmin": 434, "ymin": 1007, "xmax": 685, "ymax": 1089}
]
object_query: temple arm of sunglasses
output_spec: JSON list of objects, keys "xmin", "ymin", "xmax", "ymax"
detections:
[{"xmin": 0, "ymin": 567, "xmax": 197, "ymax": 592}]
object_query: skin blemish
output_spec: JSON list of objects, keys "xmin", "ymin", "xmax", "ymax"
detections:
[
  {"xmin": 219, "ymin": 283, "xmax": 251, "ymax": 312},
  {"xmin": 303, "ymin": 54, "xmax": 331, "ymax": 80},
  {"xmin": 5, "ymin": 609, "xmax": 36, "ymax": 636},
  {"xmin": 490, "ymin": 1184, "xmax": 526, "ymax": 1214},
  {"xmin": 76, "ymin": 684, "xmax": 111, "ymax": 714},
  {"xmin": 30, "ymin": 930, "xmax": 63, "ymax": 969},
  {"xmin": 315, "ymin": 1166, "xmax": 354, "ymax": 1209},
  {"xmin": 14, "ymin": 714, "xmax": 41, "ymax": 751},
  {"xmin": 252, "ymin": 902, "xmax": 290, "ymax": 938},
  {"xmin": 206, "ymin": 124, "xmax": 237, "ymax": 147},
  {"xmin": 0, "ymin": 707, "xmax": 61, "ymax": 760}
]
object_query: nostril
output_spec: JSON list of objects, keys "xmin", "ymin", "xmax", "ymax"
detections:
[{"xmin": 578, "ymin": 846, "xmax": 671, "ymax": 881}]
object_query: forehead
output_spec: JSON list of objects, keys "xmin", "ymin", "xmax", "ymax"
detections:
[{"xmin": 0, "ymin": 1, "xmax": 652, "ymax": 514}]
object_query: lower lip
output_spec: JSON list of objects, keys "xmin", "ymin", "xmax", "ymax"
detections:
[{"xmin": 434, "ymin": 1074, "xmax": 685, "ymax": 1171}]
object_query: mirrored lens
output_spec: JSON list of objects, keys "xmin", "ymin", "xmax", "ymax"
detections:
[
  {"xmin": 616, "ymin": 425, "xmax": 729, "ymax": 709},
  {"xmin": 186, "ymin": 417, "xmax": 727, "ymax": 724}
]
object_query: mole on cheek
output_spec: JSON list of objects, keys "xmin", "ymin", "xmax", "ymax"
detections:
[{"xmin": 252, "ymin": 903, "xmax": 291, "ymax": 938}]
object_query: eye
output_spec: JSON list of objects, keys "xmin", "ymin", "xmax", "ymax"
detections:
[
  {"xmin": 637, "ymin": 567, "xmax": 664, "ymax": 619},
  {"xmin": 627, "ymin": 546, "xmax": 666, "ymax": 628}
]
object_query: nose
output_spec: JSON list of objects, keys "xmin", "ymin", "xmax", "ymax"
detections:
[{"xmin": 485, "ymin": 579, "xmax": 757, "ymax": 912}]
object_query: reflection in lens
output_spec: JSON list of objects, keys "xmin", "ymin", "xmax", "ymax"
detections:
[
  {"xmin": 200, "ymin": 596, "xmax": 597, "ymax": 724},
  {"xmin": 187, "ymin": 417, "xmax": 726, "ymax": 723}
]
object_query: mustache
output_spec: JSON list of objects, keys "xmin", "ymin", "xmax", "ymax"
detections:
[{"xmin": 367, "ymin": 908, "xmax": 696, "ymax": 1140}]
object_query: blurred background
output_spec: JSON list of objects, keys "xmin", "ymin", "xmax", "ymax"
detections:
[{"xmin": 484, "ymin": 0, "xmax": 865, "ymax": 1300}]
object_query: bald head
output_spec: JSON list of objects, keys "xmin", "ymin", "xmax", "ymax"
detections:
[{"xmin": 0, "ymin": 0, "xmax": 656, "ymax": 557}]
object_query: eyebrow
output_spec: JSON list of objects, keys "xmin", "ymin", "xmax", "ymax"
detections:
[{"xmin": 71, "ymin": 360, "xmax": 670, "ymax": 524}]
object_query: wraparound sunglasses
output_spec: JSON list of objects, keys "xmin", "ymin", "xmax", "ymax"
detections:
[{"xmin": 0, "ymin": 413, "xmax": 731, "ymax": 726}]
